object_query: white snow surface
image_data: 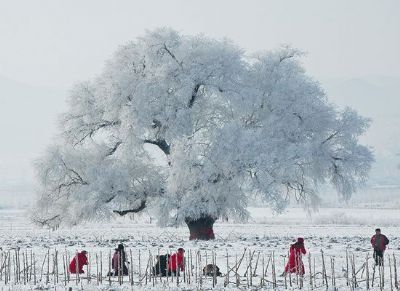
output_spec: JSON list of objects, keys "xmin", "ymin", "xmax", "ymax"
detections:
[{"xmin": 0, "ymin": 207, "xmax": 399, "ymax": 290}]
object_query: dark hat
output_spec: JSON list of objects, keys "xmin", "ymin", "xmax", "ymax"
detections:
[
  {"xmin": 118, "ymin": 244, "xmax": 124, "ymax": 250},
  {"xmin": 297, "ymin": 237, "xmax": 304, "ymax": 244},
  {"xmin": 178, "ymin": 248, "xmax": 185, "ymax": 253}
]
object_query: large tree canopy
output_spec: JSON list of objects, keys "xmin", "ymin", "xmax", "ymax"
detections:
[{"xmin": 32, "ymin": 28, "xmax": 373, "ymax": 238}]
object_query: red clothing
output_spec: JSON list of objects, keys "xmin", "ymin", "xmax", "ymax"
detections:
[
  {"xmin": 112, "ymin": 250, "xmax": 128, "ymax": 275},
  {"xmin": 285, "ymin": 245, "xmax": 306, "ymax": 275},
  {"xmin": 69, "ymin": 252, "xmax": 88, "ymax": 274},
  {"xmin": 168, "ymin": 252, "xmax": 185, "ymax": 272},
  {"xmin": 371, "ymin": 234, "xmax": 389, "ymax": 251}
]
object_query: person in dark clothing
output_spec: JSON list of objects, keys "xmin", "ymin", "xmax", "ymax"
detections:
[
  {"xmin": 371, "ymin": 228, "xmax": 389, "ymax": 266},
  {"xmin": 111, "ymin": 244, "xmax": 129, "ymax": 276},
  {"xmin": 203, "ymin": 264, "xmax": 222, "ymax": 276},
  {"xmin": 152, "ymin": 254, "xmax": 170, "ymax": 276}
]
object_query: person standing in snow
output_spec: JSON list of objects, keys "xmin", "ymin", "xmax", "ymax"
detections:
[
  {"xmin": 69, "ymin": 250, "xmax": 88, "ymax": 274},
  {"xmin": 284, "ymin": 238, "xmax": 307, "ymax": 275},
  {"xmin": 112, "ymin": 243, "xmax": 129, "ymax": 276},
  {"xmin": 371, "ymin": 228, "xmax": 389, "ymax": 266},
  {"xmin": 168, "ymin": 248, "xmax": 185, "ymax": 275}
]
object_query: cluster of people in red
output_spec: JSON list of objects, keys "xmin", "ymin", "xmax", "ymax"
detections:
[
  {"xmin": 68, "ymin": 244, "xmax": 185, "ymax": 276},
  {"xmin": 282, "ymin": 228, "xmax": 390, "ymax": 276},
  {"xmin": 69, "ymin": 228, "xmax": 389, "ymax": 277}
]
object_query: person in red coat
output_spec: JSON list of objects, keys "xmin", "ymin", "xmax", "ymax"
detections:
[
  {"xmin": 168, "ymin": 248, "xmax": 185, "ymax": 275},
  {"xmin": 284, "ymin": 238, "xmax": 307, "ymax": 275},
  {"xmin": 69, "ymin": 250, "xmax": 88, "ymax": 274},
  {"xmin": 371, "ymin": 228, "xmax": 389, "ymax": 266}
]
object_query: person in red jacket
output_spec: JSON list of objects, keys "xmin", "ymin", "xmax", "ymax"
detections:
[
  {"xmin": 168, "ymin": 248, "xmax": 185, "ymax": 275},
  {"xmin": 284, "ymin": 238, "xmax": 307, "ymax": 275},
  {"xmin": 371, "ymin": 228, "xmax": 389, "ymax": 266},
  {"xmin": 69, "ymin": 250, "xmax": 88, "ymax": 274}
]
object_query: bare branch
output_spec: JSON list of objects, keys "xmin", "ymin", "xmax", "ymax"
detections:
[
  {"xmin": 144, "ymin": 138, "xmax": 170, "ymax": 155},
  {"xmin": 53, "ymin": 159, "xmax": 89, "ymax": 197},
  {"xmin": 322, "ymin": 131, "xmax": 339, "ymax": 145},
  {"xmin": 163, "ymin": 44, "xmax": 183, "ymax": 68},
  {"xmin": 32, "ymin": 215, "xmax": 60, "ymax": 227},
  {"xmin": 279, "ymin": 53, "xmax": 295, "ymax": 63},
  {"xmin": 64, "ymin": 120, "xmax": 121, "ymax": 146},
  {"xmin": 113, "ymin": 200, "xmax": 146, "ymax": 216},
  {"xmin": 104, "ymin": 195, "xmax": 116, "ymax": 203},
  {"xmin": 188, "ymin": 83, "xmax": 202, "ymax": 108},
  {"xmin": 292, "ymin": 112, "xmax": 303, "ymax": 123},
  {"xmin": 331, "ymin": 156, "xmax": 343, "ymax": 161},
  {"xmin": 106, "ymin": 141, "xmax": 122, "ymax": 157}
]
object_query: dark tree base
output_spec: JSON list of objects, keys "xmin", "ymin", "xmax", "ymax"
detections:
[{"xmin": 185, "ymin": 216, "xmax": 216, "ymax": 240}]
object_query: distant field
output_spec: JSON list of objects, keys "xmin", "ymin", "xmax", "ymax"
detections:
[{"xmin": 1, "ymin": 207, "xmax": 399, "ymax": 246}]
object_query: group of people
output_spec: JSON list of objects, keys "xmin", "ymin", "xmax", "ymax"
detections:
[
  {"xmin": 68, "ymin": 228, "xmax": 389, "ymax": 277},
  {"xmin": 283, "ymin": 228, "xmax": 390, "ymax": 276},
  {"xmin": 68, "ymin": 244, "xmax": 185, "ymax": 276}
]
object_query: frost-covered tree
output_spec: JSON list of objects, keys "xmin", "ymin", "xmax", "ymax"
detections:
[{"xmin": 32, "ymin": 28, "xmax": 373, "ymax": 240}]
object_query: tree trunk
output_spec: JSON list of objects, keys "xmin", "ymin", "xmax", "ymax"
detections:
[{"xmin": 185, "ymin": 216, "xmax": 216, "ymax": 240}]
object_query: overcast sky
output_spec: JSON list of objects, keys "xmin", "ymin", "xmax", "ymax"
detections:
[
  {"xmin": 0, "ymin": 0, "xmax": 399, "ymax": 197},
  {"xmin": 1, "ymin": 0, "xmax": 399, "ymax": 88}
]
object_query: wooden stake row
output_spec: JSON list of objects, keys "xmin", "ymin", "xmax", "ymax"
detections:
[{"xmin": 0, "ymin": 248, "xmax": 398, "ymax": 289}]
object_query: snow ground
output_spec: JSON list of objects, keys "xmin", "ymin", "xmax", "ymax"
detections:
[{"xmin": 0, "ymin": 207, "xmax": 399, "ymax": 290}]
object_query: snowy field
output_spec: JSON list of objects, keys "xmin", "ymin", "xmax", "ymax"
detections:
[{"xmin": 0, "ymin": 207, "xmax": 399, "ymax": 290}]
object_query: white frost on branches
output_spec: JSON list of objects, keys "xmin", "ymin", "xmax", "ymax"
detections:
[{"xmin": 32, "ymin": 28, "xmax": 373, "ymax": 228}]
